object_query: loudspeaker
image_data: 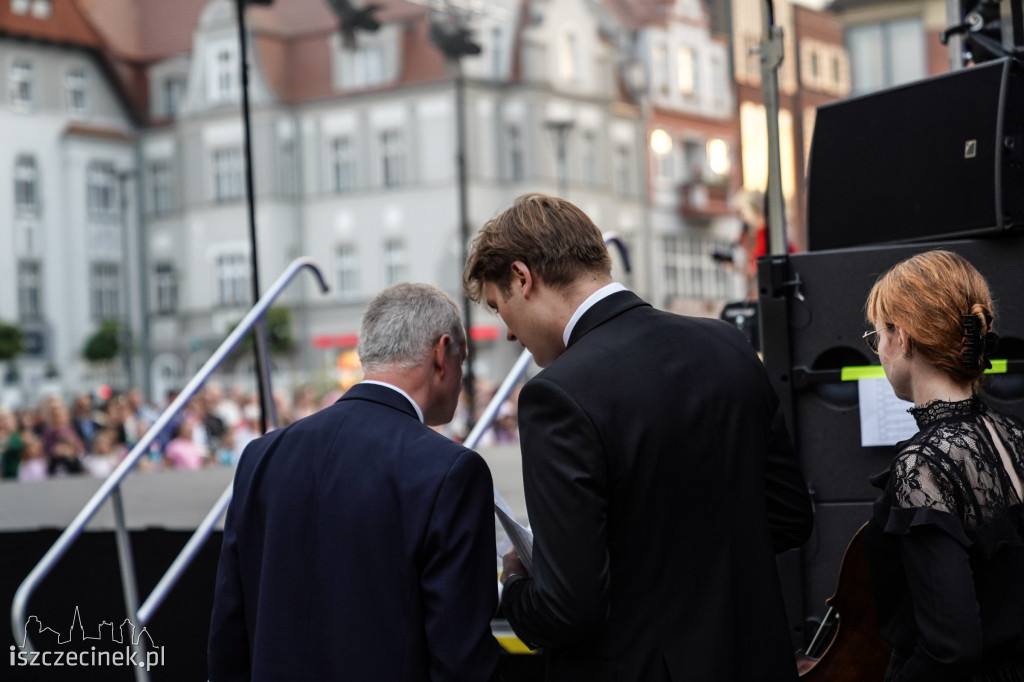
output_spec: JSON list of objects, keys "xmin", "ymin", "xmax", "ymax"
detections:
[
  {"xmin": 758, "ymin": 236, "xmax": 1024, "ymax": 639},
  {"xmin": 807, "ymin": 57, "xmax": 1024, "ymax": 251}
]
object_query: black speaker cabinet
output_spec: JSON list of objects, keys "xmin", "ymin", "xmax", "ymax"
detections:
[
  {"xmin": 759, "ymin": 236, "xmax": 1024, "ymax": 638},
  {"xmin": 808, "ymin": 58, "xmax": 1024, "ymax": 251}
]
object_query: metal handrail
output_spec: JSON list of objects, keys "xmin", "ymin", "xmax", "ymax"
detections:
[{"xmin": 11, "ymin": 257, "xmax": 329, "ymax": 656}]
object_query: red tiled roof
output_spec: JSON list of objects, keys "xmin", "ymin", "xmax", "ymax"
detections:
[
  {"xmin": 0, "ymin": 0, "xmax": 105, "ymax": 48},
  {"xmin": 79, "ymin": 0, "xmax": 207, "ymax": 61}
]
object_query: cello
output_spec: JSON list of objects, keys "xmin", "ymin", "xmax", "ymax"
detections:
[{"xmin": 796, "ymin": 523, "xmax": 892, "ymax": 680}]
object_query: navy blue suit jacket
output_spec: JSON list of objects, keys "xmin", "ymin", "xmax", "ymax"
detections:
[
  {"xmin": 208, "ymin": 383, "xmax": 500, "ymax": 681},
  {"xmin": 502, "ymin": 291, "xmax": 813, "ymax": 681}
]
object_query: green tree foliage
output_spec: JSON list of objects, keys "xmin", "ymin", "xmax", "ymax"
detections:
[
  {"xmin": 231, "ymin": 307, "xmax": 295, "ymax": 356},
  {"xmin": 0, "ymin": 322, "xmax": 23, "ymax": 361},
  {"xmin": 83, "ymin": 320, "xmax": 121, "ymax": 364}
]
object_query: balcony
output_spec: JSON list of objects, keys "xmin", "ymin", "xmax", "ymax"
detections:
[{"xmin": 679, "ymin": 178, "xmax": 732, "ymax": 219}]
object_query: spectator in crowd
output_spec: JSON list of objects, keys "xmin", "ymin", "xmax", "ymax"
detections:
[
  {"xmin": 1, "ymin": 406, "xmax": 25, "ymax": 480},
  {"xmin": 42, "ymin": 401, "xmax": 85, "ymax": 476},
  {"xmin": 291, "ymin": 384, "xmax": 319, "ymax": 421},
  {"xmin": 232, "ymin": 403, "xmax": 262, "ymax": 457},
  {"xmin": 69, "ymin": 393, "xmax": 99, "ymax": 452},
  {"xmin": 18, "ymin": 431, "xmax": 48, "ymax": 482},
  {"xmin": 165, "ymin": 420, "xmax": 205, "ymax": 471},
  {"xmin": 83, "ymin": 428, "xmax": 124, "ymax": 478}
]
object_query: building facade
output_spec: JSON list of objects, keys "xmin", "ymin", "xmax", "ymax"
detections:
[
  {"xmin": 0, "ymin": 0, "xmax": 856, "ymax": 403},
  {"xmin": 0, "ymin": 0, "xmax": 142, "ymax": 405}
]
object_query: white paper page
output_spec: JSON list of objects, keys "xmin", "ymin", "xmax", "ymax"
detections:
[
  {"xmin": 858, "ymin": 377, "xmax": 918, "ymax": 447},
  {"xmin": 493, "ymin": 503, "xmax": 534, "ymax": 575}
]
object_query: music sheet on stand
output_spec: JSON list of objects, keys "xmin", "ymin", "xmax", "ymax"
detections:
[
  {"xmin": 858, "ymin": 377, "xmax": 918, "ymax": 447},
  {"xmin": 494, "ymin": 493, "xmax": 534, "ymax": 575}
]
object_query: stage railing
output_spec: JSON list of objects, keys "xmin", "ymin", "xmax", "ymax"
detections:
[{"xmin": 10, "ymin": 258, "xmax": 329, "ymax": 680}]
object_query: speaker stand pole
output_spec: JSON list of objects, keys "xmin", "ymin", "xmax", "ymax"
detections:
[{"xmin": 758, "ymin": 0, "xmax": 789, "ymax": 256}]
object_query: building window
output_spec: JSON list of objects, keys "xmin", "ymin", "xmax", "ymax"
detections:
[
  {"xmin": 709, "ymin": 54, "xmax": 725, "ymax": 106},
  {"xmin": 846, "ymin": 18, "xmax": 925, "ymax": 95},
  {"xmin": 215, "ymin": 253, "xmax": 249, "ymax": 307},
  {"xmin": 212, "ymin": 148, "xmax": 243, "ymax": 201},
  {"xmin": 338, "ymin": 41, "xmax": 387, "ymax": 90},
  {"xmin": 383, "ymin": 238, "xmax": 408, "ymax": 286},
  {"xmin": 651, "ymin": 129, "xmax": 674, "ymax": 181},
  {"xmin": 663, "ymin": 236, "xmax": 731, "ymax": 301},
  {"xmin": 164, "ymin": 76, "xmax": 186, "ymax": 117},
  {"xmin": 17, "ymin": 260, "xmax": 41, "ymax": 320},
  {"xmin": 581, "ymin": 131, "xmax": 597, "ymax": 186},
  {"xmin": 653, "ymin": 44, "xmax": 669, "ymax": 94},
  {"xmin": 10, "ymin": 59, "xmax": 33, "ymax": 111},
  {"xmin": 379, "ymin": 130, "xmax": 405, "ymax": 188},
  {"xmin": 215, "ymin": 48, "xmax": 238, "ymax": 101},
  {"xmin": 14, "ymin": 155, "xmax": 39, "ymax": 216},
  {"xmin": 149, "ymin": 161, "xmax": 174, "ymax": 215},
  {"xmin": 331, "ymin": 137, "xmax": 356, "ymax": 192},
  {"xmin": 506, "ymin": 125, "xmax": 523, "ymax": 181},
  {"xmin": 90, "ymin": 262, "xmax": 121, "ymax": 321},
  {"xmin": 336, "ymin": 243, "xmax": 360, "ymax": 300},
  {"xmin": 65, "ymin": 69, "xmax": 87, "ymax": 114},
  {"xmin": 558, "ymin": 31, "xmax": 579, "ymax": 83},
  {"xmin": 613, "ymin": 145, "xmax": 631, "ymax": 196},
  {"xmin": 683, "ymin": 139, "xmax": 704, "ymax": 182},
  {"xmin": 677, "ymin": 46, "xmax": 696, "ymax": 97},
  {"xmin": 279, "ymin": 139, "xmax": 297, "ymax": 197},
  {"xmin": 29, "ymin": 0, "xmax": 49, "ymax": 18},
  {"xmin": 87, "ymin": 162, "xmax": 118, "ymax": 219},
  {"xmin": 491, "ymin": 26, "xmax": 503, "ymax": 79},
  {"xmin": 154, "ymin": 262, "xmax": 177, "ymax": 315},
  {"xmin": 706, "ymin": 138, "xmax": 731, "ymax": 178}
]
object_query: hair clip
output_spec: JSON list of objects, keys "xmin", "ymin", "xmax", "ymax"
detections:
[{"xmin": 961, "ymin": 314, "xmax": 998, "ymax": 371}]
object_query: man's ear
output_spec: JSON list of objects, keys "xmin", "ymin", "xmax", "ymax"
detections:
[
  {"xmin": 432, "ymin": 334, "xmax": 451, "ymax": 374},
  {"xmin": 510, "ymin": 261, "xmax": 534, "ymax": 297}
]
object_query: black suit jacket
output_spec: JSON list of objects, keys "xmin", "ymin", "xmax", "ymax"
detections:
[
  {"xmin": 502, "ymin": 291, "xmax": 812, "ymax": 681},
  {"xmin": 208, "ymin": 383, "xmax": 500, "ymax": 681}
]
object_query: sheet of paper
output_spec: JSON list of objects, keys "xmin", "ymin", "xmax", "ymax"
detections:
[
  {"xmin": 858, "ymin": 377, "xmax": 918, "ymax": 447},
  {"xmin": 493, "ymin": 501, "xmax": 534, "ymax": 575}
]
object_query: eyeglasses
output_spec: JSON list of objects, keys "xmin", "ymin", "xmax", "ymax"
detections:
[{"xmin": 862, "ymin": 329, "xmax": 881, "ymax": 354}]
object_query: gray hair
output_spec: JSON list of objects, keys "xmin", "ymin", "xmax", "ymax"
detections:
[{"xmin": 358, "ymin": 282, "xmax": 466, "ymax": 373}]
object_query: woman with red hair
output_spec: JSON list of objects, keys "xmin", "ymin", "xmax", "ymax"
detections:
[{"xmin": 863, "ymin": 249, "xmax": 1024, "ymax": 681}]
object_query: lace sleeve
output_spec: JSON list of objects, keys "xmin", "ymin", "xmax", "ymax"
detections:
[{"xmin": 890, "ymin": 444, "xmax": 962, "ymax": 517}]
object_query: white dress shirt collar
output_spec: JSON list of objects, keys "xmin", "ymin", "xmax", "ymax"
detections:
[
  {"xmin": 562, "ymin": 282, "xmax": 627, "ymax": 347},
  {"xmin": 360, "ymin": 380, "xmax": 425, "ymax": 423}
]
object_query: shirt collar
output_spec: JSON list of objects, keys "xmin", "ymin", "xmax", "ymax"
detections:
[
  {"xmin": 562, "ymin": 282, "xmax": 627, "ymax": 347},
  {"xmin": 359, "ymin": 380, "xmax": 424, "ymax": 423}
]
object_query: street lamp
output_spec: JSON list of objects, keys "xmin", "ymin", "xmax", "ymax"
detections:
[{"xmin": 429, "ymin": 11, "xmax": 481, "ymax": 432}]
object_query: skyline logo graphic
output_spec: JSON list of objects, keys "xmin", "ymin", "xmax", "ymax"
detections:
[{"xmin": 10, "ymin": 607, "xmax": 165, "ymax": 671}]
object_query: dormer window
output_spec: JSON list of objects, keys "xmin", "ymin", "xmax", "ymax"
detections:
[
  {"xmin": 30, "ymin": 0, "xmax": 50, "ymax": 19},
  {"xmin": 205, "ymin": 39, "xmax": 239, "ymax": 104},
  {"xmin": 332, "ymin": 27, "xmax": 399, "ymax": 91}
]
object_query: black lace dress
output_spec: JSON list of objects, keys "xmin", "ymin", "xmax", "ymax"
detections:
[{"xmin": 865, "ymin": 396, "xmax": 1024, "ymax": 682}]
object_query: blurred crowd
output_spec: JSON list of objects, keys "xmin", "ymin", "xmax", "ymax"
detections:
[{"xmin": 0, "ymin": 380, "xmax": 520, "ymax": 484}]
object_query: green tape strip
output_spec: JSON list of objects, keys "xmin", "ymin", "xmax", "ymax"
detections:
[
  {"xmin": 841, "ymin": 359, "xmax": 1008, "ymax": 381},
  {"xmin": 840, "ymin": 366, "xmax": 886, "ymax": 381}
]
